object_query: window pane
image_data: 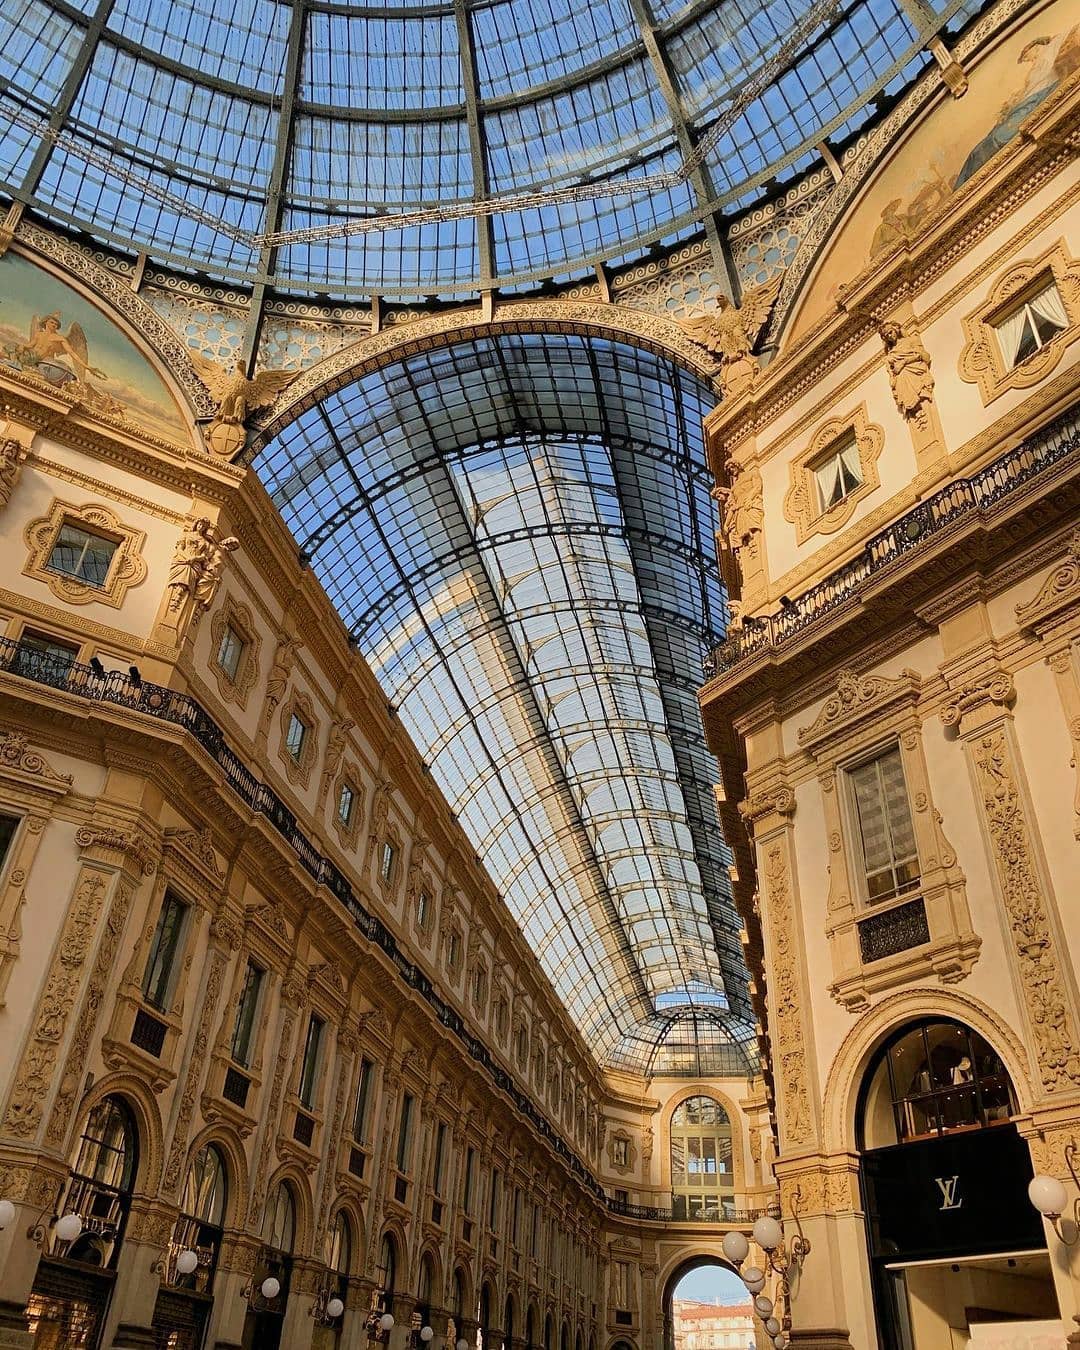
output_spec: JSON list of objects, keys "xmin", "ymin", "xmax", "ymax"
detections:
[
  {"xmin": 299, "ymin": 1014, "xmax": 323, "ymax": 1107},
  {"xmin": 143, "ymin": 892, "xmax": 187, "ymax": 1010},
  {"xmin": 286, "ymin": 714, "xmax": 307, "ymax": 759},
  {"xmin": 47, "ymin": 523, "xmax": 117, "ymax": 585},
  {"xmin": 230, "ymin": 961, "xmax": 263, "ymax": 1066},
  {"xmin": 216, "ymin": 625, "xmax": 244, "ymax": 679},
  {"xmin": 338, "ymin": 782, "xmax": 354, "ymax": 825},
  {"xmin": 353, "ymin": 1058, "xmax": 373, "ymax": 1140}
]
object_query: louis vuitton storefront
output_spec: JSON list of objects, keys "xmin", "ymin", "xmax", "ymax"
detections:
[{"xmin": 858, "ymin": 1019, "xmax": 1061, "ymax": 1349}]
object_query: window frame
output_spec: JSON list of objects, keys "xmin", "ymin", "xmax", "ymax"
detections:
[
  {"xmin": 352, "ymin": 1056, "xmax": 375, "ymax": 1143},
  {"xmin": 285, "ymin": 712, "xmax": 308, "ymax": 762},
  {"xmin": 230, "ymin": 959, "xmax": 264, "ymax": 1067},
  {"xmin": 298, "ymin": 1012, "xmax": 325, "ymax": 1110},
  {"xmin": 215, "ymin": 622, "xmax": 246, "ymax": 682},
  {"xmin": 843, "ymin": 742, "xmax": 922, "ymax": 908},
  {"xmin": 142, "ymin": 890, "xmax": 189, "ymax": 1013},
  {"xmin": 45, "ymin": 519, "xmax": 120, "ymax": 589}
]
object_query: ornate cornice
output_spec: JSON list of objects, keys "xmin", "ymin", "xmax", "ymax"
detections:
[
  {"xmin": 737, "ymin": 785, "xmax": 796, "ymax": 827},
  {"xmin": 798, "ymin": 668, "xmax": 921, "ymax": 750},
  {"xmin": 940, "ymin": 671, "xmax": 1016, "ymax": 729},
  {"xmin": 1015, "ymin": 528, "xmax": 1080, "ymax": 630},
  {"xmin": 0, "ymin": 728, "xmax": 73, "ymax": 785},
  {"xmin": 74, "ymin": 822, "xmax": 158, "ymax": 876}
]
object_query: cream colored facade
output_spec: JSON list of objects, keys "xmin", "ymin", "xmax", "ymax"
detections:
[
  {"xmin": 700, "ymin": 7, "xmax": 1080, "ymax": 1347},
  {"xmin": 0, "ymin": 262, "xmax": 771, "ymax": 1349},
  {"xmin": 0, "ymin": 2, "xmax": 1075, "ymax": 1349}
]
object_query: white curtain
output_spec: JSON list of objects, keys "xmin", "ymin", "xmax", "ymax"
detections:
[
  {"xmin": 1030, "ymin": 280, "xmax": 1069, "ymax": 331},
  {"xmin": 994, "ymin": 306, "xmax": 1029, "ymax": 369}
]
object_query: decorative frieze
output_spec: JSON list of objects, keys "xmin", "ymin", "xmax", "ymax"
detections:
[
  {"xmin": 762, "ymin": 842, "xmax": 813, "ymax": 1147},
  {"xmin": 2, "ymin": 867, "xmax": 109, "ymax": 1139}
]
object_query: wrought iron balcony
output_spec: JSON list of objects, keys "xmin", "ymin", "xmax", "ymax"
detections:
[
  {"xmin": 704, "ymin": 407, "xmax": 1080, "ymax": 680},
  {"xmin": 607, "ymin": 1194, "xmax": 767, "ymax": 1224}
]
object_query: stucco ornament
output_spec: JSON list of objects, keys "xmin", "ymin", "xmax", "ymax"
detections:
[
  {"xmin": 879, "ymin": 319, "xmax": 934, "ymax": 429},
  {"xmin": 679, "ymin": 275, "xmax": 781, "ymax": 398},
  {"xmin": 190, "ymin": 354, "xmax": 297, "ymax": 458},
  {"xmin": 717, "ymin": 458, "xmax": 764, "ymax": 556},
  {"xmin": 0, "ymin": 438, "xmax": 27, "ymax": 511},
  {"xmin": 167, "ymin": 517, "xmax": 239, "ymax": 623}
]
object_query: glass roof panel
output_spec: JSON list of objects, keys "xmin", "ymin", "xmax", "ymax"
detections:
[
  {"xmin": 254, "ymin": 332, "xmax": 754, "ymax": 1069},
  {"xmin": 0, "ymin": 0, "xmax": 982, "ymax": 294}
]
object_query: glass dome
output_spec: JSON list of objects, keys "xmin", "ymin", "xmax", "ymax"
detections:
[{"xmin": 0, "ymin": 0, "xmax": 982, "ymax": 298}]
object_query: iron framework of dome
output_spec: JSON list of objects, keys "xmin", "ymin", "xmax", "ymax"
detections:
[
  {"xmin": 0, "ymin": 0, "xmax": 984, "ymax": 299},
  {"xmin": 254, "ymin": 331, "xmax": 758, "ymax": 1070}
]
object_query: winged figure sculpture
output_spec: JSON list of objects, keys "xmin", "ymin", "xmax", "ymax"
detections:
[
  {"xmin": 680, "ymin": 275, "xmax": 783, "ymax": 398},
  {"xmin": 190, "ymin": 352, "xmax": 297, "ymax": 457}
]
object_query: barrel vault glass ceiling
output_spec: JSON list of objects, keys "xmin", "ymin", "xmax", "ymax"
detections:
[
  {"xmin": 0, "ymin": 0, "xmax": 983, "ymax": 298},
  {"xmin": 253, "ymin": 332, "xmax": 758, "ymax": 1074}
]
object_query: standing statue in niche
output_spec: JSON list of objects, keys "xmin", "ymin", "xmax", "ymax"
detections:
[
  {"xmin": 262, "ymin": 635, "xmax": 300, "ymax": 731},
  {"xmin": 167, "ymin": 518, "xmax": 239, "ymax": 624},
  {"xmin": 189, "ymin": 354, "xmax": 297, "ymax": 459},
  {"xmin": 718, "ymin": 458, "xmax": 764, "ymax": 555},
  {"xmin": 680, "ymin": 276, "xmax": 783, "ymax": 399},
  {"xmin": 0, "ymin": 438, "xmax": 26, "ymax": 511},
  {"xmin": 879, "ymin": 319, "xmax": 935, "ymax": 431}
]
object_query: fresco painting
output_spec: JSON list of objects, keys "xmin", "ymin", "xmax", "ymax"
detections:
[
  {"xmin": 792, "ymin": 2, "xmax": 1080, "ymax": 337},
  {"xmin": 0, "ymin": 250, "xmax": 186, "ymax": 442}
]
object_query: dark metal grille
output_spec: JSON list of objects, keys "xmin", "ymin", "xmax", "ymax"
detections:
[
  {"xmin": 858, "ymin": 897, "xmax": 930, "ymax": 965},
  {"xmin": 131, "ymin": 1008, "xmax": 167, "ymax": 1057},
  {"xmin": 222, "ymin": 1067, "xmax": 250, "ymax": 1109},
  {"xmin": 394, "ymin": 1175, "xmax": 409, "ymax": 1203},
  {"xmin": 348, "ymin": 1146, "xmax": 366, "ymax": 1178},
  {"xmin": 615, "ymin": 1311, "xmax": 633, "ymax": 1326},
  {"xmin": 292, "ymin": 1111, "xmax": 315, "ymax": 1147}
]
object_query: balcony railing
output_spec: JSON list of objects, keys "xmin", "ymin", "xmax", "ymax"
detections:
[
  {"xmin": 0, "ymin": 637, "xmax": 608, "ymax": 1202},
  {"xmin": 704, "ymin": 406, "xmax": 1080, "ymax": 679},
  {"xmin": 607, "ymin": 1195, "xmax": 767, "ymax": 1224}
]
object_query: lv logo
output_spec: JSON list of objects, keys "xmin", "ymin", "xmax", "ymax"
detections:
[{"xmin": 935, "ymin": 1175, "xmax": 962, "ymax": 1210}]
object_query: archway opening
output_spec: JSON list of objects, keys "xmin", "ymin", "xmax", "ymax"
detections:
[
  {"xmin": 670, "ymin": 1095, "xmax": 735, "ymax": 1221},
  {"xmin": 664, "ymin": 1261, "xmax": 754, "ymax": 1350},
  {"xmin": 857, "ymin": 1018, "xmax": 1057, "ymax": 1350}
]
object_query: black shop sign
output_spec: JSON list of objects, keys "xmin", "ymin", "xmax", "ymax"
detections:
[{"xmin": 861, "ymin": 1123, "xmax": 1045, "ymax": 1263}]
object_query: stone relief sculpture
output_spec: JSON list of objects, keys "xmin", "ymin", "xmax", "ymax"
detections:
[
  {"xmin": 0, "ymin": 438, "xmax": 26, "ymax": 511},
  {"xmin": 261, "ymin": 634, "xmax": 300, "ymax": 731},
  {"xmin": 718, "ymin": 458, "xmax": 764, "ymax": 555},
  {"xmin": 879, "ymin": 319, "xmax": 935, "ymax": 429},
  {"xmin": 680, "ymin": 275, "xmax": 782, "ymax": 398},
  {"xmin": 166, "ymin": 518, "xmax": 239, "ymax": 624},
  {"xmin": 190, "ymin": 353, "xmax": 297, "ymax": 458}
]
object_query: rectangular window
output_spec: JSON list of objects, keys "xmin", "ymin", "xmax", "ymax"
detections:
[
  {"xmin": 432, "ymin": 1121, "xmax": 447, "ymax": 1195},
  {"xmin": 994, "ymin": 277, "xmax": 1069, "ymax": 368},
  {"xmin": 298, "ymin": 1013, "xmax": 324, "ymax": 1108},
  {"xmin": 285, "ymin": 713, "xmax": 308, "ymax": 761},
  {"xmin": 216, "ymin": 624, "xmax": 246, "ymax": 680},
  {"xmin": 337, "ymin": 782, "xmax": 355, "ymax": 827},
  {"xmin": 488, "ymin": 1168, "xmax": 500, "ymax": 1231},
  {"xmin": 15, "ymin": 630, "xmax": 79, "ymax": 681},
  {"xmin": 396, "ymin": 1093, "xmax": 413, "ymax": 1171},
  {"xmin": 46, "ymin": 522, "xmax": 117, "ymax": 586},
  {"xmin": 0, "ymin": 814, "xmax": 18, "ymax": 873},
  {"xmin": 380, "ymin": 840, "xmax": 396, "ymax": 881},
  {"xmin": 530, "ymin": 1201, "xmax": 539, "ymax": 1257},
  {"xmin": 849, "ymin": 746, "xmax": 921, "ymax": 905},
  {"xmin": 230, "ymin": 960, "xmax": 264, "ymax": 1067},
  {"xmin": 142, "ymin": 891, "xmax": 188, "ymax": 1011},
  {"xmin": 352, "ymin": 1057, "xmax": 373, "ymax": 1141},
  {"xmin": 463, "ymin": 1147, "xmax": 475, "ymax": 1214},
  {"xmin": 447, "ymin": 931, "xmax": 460, "ymax": 971},
  {"xmin": 512, "ymin": 1188, "xmax": 521, "ymax": 1247},
  {"xmin": 416, "ymin": 889, "xmax": 430, "ymax": 929},
  {"xmin": 813, "ymin": 434, "xmax": 861, "ymax": 512}
]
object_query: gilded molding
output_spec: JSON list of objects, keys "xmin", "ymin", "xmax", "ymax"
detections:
[
  {"xmin": 939, "ymin": 672, "xmax": 1015, "ymax": 729},
  {"xmin": 23, "ymin": 499, "xmax": 147, "ymax": 609},
  {"xmin": 798, "ymin": 668, "xmax": 920, "ymax": 749},
  {"xmin": 2, "ymin": 867, "xmax": 109, "ymax": 1139},
  {"xmin": 208, "ymin": 592, "xmax": 261, "ymax": 709},
  {"xmin": 958, "ymin": 239, "xmax": 1080, "ymax": 405},
  {"xmin": 967, "ymin": 725, "xmax": 1080, "ymax": 1091},
  {"xmin": 782, "ymin": 405, "xmax": 884, "ymax": 545},
  {"xmin": 44, "ymin": 878, "xmax": 135, "ymax": 1148},
  {"xmin": 762, "ymin": 842, "xmax": 812, "ymax": 1147},
  {"xmin": 0, "ymin": 729, "xmax": 73, "ymax": 784},
  {"xmin": 1015, "ymin": 528, "xmax": 1080, "ymax": 629}
]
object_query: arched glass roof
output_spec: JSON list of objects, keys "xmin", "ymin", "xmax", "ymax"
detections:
[
  {"xmin": 253, "ymin": 331, "xmax": 756, "ymax": 1067},
  {"xmin": 0, "ymin": 0, "xmax": 980, "ymax": 297}
]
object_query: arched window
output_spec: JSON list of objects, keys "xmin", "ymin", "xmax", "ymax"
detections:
[
  {"xmin": 265, "ymin": 1183, "xmax": 296, "ymax": 1255},
  {"xmin": 171, "ymin": 1143, "xmax": 227, "ymax": 1291},
  {"xmin": 859, "ymin": 1018, "xmax": 1017, "ymax": 1150},
  {"xmin": 62, "ymin": 1096, "xmax": 138, "ymax": 1268},
  {"xmin": 417, "ymin": 1252, "xmax": 435, "ymax": 1320},
  {"xmin": 375, "ymin": 1232, "xmax": 396, "ymax": 1319},
  {"xmin": 525, "ymin": 1304, "xmax": 535, "ymax": 1350},
  {"xmin": 326, "ymin": 1211, "xmax": 351, "ymax": 1277},
  {"xmin": 669, "ymin": 1095, "xmax": 733, "ymax": 1220}
]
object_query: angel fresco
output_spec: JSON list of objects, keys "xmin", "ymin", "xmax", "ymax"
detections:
[
  {"xmin": 679, "ymin": 276, "xmax": 782, "ymax": 399},
  {"xmin": 4, "ymin": 311, "xmax": 107, "ymax": 387},
  {"xmin": 189, "ymin": 353, "xmax": 297, "ymax": 458}
]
